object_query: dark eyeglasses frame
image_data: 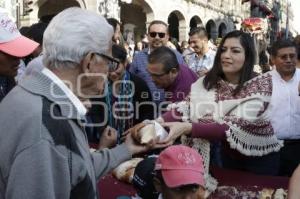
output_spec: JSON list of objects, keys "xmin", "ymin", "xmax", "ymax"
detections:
[
  {"xmin": 149, "ymin": 32, "xmax": 166, "ymax": 39},
  {"xmin": 146, "ymin": 68, "xmax": 170, "ymax": 77},
  {"xmin": 93, "ymin": 52, "xmax": 120, "ymax": 72}
]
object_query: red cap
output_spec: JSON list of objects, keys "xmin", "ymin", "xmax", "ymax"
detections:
[{"xmin": 155, "ymin": 145, "xmax": 205, "ymax": 188}]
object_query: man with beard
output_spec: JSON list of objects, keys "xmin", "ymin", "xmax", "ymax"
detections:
[
  {"xmin": 187, "ymin": 27, "xmax": 216, "ymax": 77},
  {"xmin": 129, "ymin": 20, "xmax": 185, "ymax": 107}
]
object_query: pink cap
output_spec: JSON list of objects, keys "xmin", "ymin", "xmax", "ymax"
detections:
[
  {"xmin": 155, "ymin": 145, "xmax": 205, "ymax": 188},
  {"xmin": 0, "ymin": 9, "xmax": 39, "ymax": 57}
]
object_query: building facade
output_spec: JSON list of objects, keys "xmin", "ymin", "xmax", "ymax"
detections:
[
  {"xmin": 3, "ymin": 0, "xmax": 295, "ymax": 42},
  {"xmin": 17, "ymin": 0, "xmax": 252, "ymax": 42}
]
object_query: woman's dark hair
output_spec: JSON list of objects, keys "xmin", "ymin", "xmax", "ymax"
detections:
[
  {"xmin": 112, "ymin": 44, "xmax": 127, "ymax": 63},
  {"xmin": 203, "ymin": 30, "xmax": 256, "ymax": 95}
]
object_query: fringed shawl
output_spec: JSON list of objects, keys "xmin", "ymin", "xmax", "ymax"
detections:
[{"xmin": 166, "ymin": 73, "xmax": 283, "ymax": 194}]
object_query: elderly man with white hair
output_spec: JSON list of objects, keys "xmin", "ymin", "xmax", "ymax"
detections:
[{"xmin": 0, "ymin": 8, "xmax": 156, "ymax": 199}]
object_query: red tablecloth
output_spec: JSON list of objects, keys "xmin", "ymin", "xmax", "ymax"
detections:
[
  {"xmin": 97, "ymin": 167, "xmax": 289, "ymax": 199},
  {"xmin": 210, "ymin": 167, "xmax": 289, "ymax": 189}
]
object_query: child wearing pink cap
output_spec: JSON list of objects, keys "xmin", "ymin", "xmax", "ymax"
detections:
[{"xmin": 153, "ymin": 145, "xmax": 205, "ymax": 199}]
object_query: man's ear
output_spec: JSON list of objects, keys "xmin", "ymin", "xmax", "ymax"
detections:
[
  {"xmin": 270, "ymin": 55, "xmax": 275, "ymax": 65},
  {"xmin": 81, "ymin": 52, "xmax": 93, "ymax": 73},
  {"xmin": 165, "ymin": 33, "xmax": 170, "ymax": 41},
  {"xmin": 153, "ymin": 177, "xmax": 163, "ymax": 192}
]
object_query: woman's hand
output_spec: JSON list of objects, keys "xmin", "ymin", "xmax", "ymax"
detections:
[
  {"xmin": 98, "ymin": 126, "xmax": 118, "ymax": 150},
  {"xmin": 158, "ymin": 122, "xmax": 192, "ymax": 147}
]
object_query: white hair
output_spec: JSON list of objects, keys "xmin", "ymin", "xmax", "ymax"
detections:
[{"xmin": 42, "ymin": 7, "xmax": 113, "ymax": 68}]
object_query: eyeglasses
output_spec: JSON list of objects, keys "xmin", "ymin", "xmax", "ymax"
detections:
[
  {"xmin": 146, "ymin": 68, "xmax": 169, "ymax": 77},
  {"xmin": 94, "ymin": 53, "xmax": 120, "ymax": 72},
  {"xmin": 149, "ymin": 32, "xmax": 166, "ymax": 38}
]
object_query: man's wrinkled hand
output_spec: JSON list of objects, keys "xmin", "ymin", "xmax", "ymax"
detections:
[{"xmin": 98, "ymin": 126, "xmax": 118, "ymax": 150}]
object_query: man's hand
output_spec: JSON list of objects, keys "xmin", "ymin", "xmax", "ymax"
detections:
[
  {"xmin": 123, "ymin": 122, "xmax": 173, "ymax": 155},
  {"xmin": 98, "ymin": 126, "xmax": 118, "ymax": 150},
  {"xmin": 123, "ymin": 132, "xmax": 160, "ymax": 155}
]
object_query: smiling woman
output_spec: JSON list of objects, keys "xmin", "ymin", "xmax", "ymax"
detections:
[
  {"xmin": 203, "ymin": 30, "xmax": 257, "ymax": 95},
  {"xmin": 154, "ymin": 30, "xmax": 283, "ymax": 193}
]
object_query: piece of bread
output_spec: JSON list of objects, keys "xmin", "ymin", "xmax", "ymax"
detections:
[
  {"xmin": 273, "ymin": 189, "xmax": 287, "ymax": 199},
  {"xmin": 260, "ymin": 188, "xmax": 274, "ymax": 199},
  {"xmin": 112, "ymin": 158, "xmax": 143, "ymax": 183},
  {"xmin": 132, "ymin": 124, "xmax": 156, "ymax": 144}
]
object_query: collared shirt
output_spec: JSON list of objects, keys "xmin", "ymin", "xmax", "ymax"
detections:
[
  {"xmin": 187, "ymin": 49, "xmax": 216, "ymax": 73},
  {"xmin": 42, "ymin": 68, "xmax": 87, "ymax": 117},
  {"xmin": 129, "ymin": 47, "xmax": 185, "ymax": 104},
  {"xmin": 268, "ymin": 69, "xmax": 300, "ymax": 140}
]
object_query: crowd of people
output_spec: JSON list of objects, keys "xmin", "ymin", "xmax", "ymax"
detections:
[{"xmin": 0, "ymin": 5, "xmax": 300, "ymax": 199}]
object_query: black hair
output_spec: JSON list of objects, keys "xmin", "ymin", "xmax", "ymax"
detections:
[
  {"xmin": 188, "ymin": 27, "xmax": 208, "ymax": 38},
  {"xmin": 154, "ymin": 170, "xmax": 200, "ymax": 190},
  {"xmin": 203, "ymin": 30, "xmax": 256, "ymax": 95},
  {"xmin": 148, "ymin": 46, "xmax": 179, "ymax": 73},
  {"xmin": 39, "ymin": 15, "xmax": 55, "ymax": 24},
  {"xmin": 26, "ymin": 22, "xmax": 48, "ymax": 45},
  {"xmin": 106, "ymin": 18, "xmax": 120, "ymax": 32},
  {"xmin": 132, "ymin": 157, "xmax": 159, "ymax": 199},
  {"xmin": 294, "ymin": 35, "xmax": 300, "ymax": 60},
  {"xmin": 147, "ymin": 20, "xmax": 168, "ymax": 33},
  {"xmin": 270, "ymin": 39, "xmax": 297, "ymax": 57},
  {"xmin": 19, "ymin": 26, "xmax": 30, "ymax": 37},
  {"xmin": 112, "ymin": 44, "xmax": 127, "ymax": 63}
]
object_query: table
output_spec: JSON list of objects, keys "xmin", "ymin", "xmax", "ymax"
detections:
[{"xmin": 97, "ymin": 167, "xmax": 289, "ymax": 199}]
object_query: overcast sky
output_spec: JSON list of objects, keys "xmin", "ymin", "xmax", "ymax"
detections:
[{"xmin": 290, "ymin": 0, "xmax": 300, "ymax": 34}]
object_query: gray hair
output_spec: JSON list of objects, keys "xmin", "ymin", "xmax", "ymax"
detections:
[{"xmin": 42, "ymin": 7, "xmax": 113, "ymax": 68}]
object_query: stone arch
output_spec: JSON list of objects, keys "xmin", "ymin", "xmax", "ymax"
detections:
[
  {"xmin": 120, "ymin": 0, "xmax": 154, "ymax": 42},
  {"xmin": 167, "ymin": 10, "xmax": 186, "ymax": 42},
  {"xmin": 205, "ymin": 19, "xmax": 217, "ymax": 41},
  {"xmin": 218, "ymin": 22, "xmax": 227, "ymax": 38},
  {"xmin": 189, "ymin": 15, "xmax": 203, "ymax": 31}
]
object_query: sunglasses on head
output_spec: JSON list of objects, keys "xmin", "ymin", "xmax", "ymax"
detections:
[{"xmin": 149, "ymin": 32, "xmax": 166, "ymax": 38}]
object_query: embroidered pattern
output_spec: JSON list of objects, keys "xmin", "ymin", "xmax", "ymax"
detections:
[{"xmin": 216, "ymin": 74, "xmax": 272, "ymax": 101}]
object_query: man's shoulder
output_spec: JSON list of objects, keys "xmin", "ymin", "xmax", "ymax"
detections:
[
  {"xmin": 130, "ymin": 49, "xmax": 149, "ymax": 69},
  {"xmin": 0, "ymin": 85, "xmax": 43, "ymax": 121},
  {"xmin": 133, "ymin": 48, "xmax": 148, "ymax": 59},
  {"xmin": 1, "ymin": 85, "xmax": 40, "ymax": 106},
  {"xmin": 179, "ymin": 64, "xmax": 197, "ymax": 79}
]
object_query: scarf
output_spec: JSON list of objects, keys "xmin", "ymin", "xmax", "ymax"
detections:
[{"xmin": 167, "ymin": 73, "xmax": 283, "ymax": 193}]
